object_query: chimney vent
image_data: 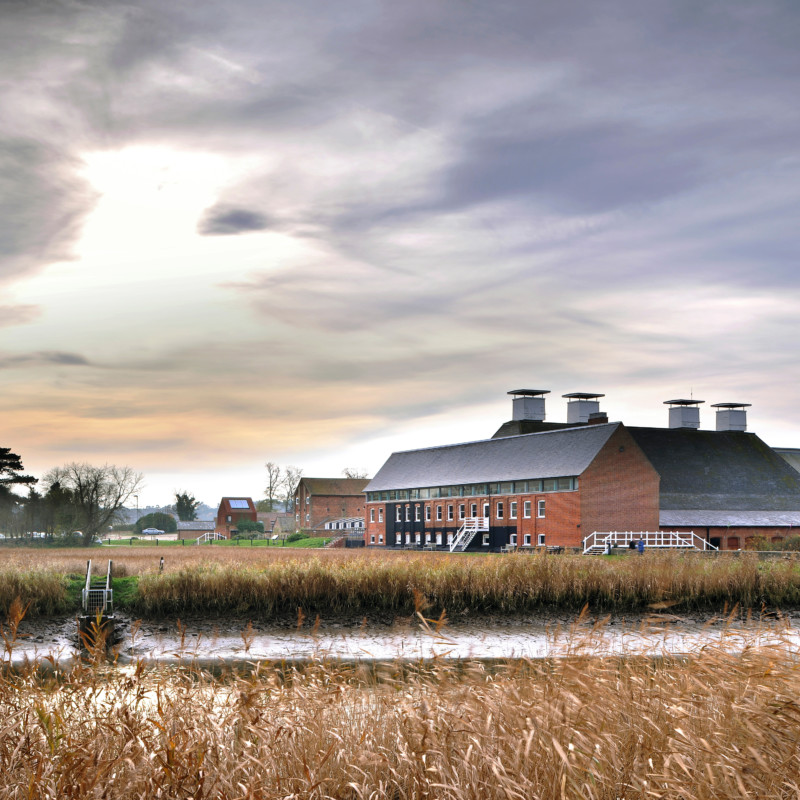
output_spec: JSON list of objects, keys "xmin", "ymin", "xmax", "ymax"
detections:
[
  {"xmin": 664, "ymin": 398, "xmax": 704, "ymax": 429},
  {"xmin": 711, "ymin": 402, "xmax": 750, "ymax": 432},
  {"xmin": 587, "ymin": 411, "xmax": 609, "ymax": 425},
  {"xmin": 508, "ymin": 389, "xmax": 549, "ymax": 422},
  {"xmin": 563, "ymin": 392, "xmax": 605, "ymax": 424}
]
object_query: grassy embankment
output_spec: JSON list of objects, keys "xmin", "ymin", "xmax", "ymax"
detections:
[
  {"xmin": 1, "ymin": 629, "xmax": 800, "ymax": 798},
  {"xmin": 3, "ymin": 549, "xmax": 800, "ymax": 619}
]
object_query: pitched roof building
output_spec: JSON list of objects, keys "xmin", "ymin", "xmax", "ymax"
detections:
[
  {"xmin": 363, "ymin": 391, "xmax": 800, "ymax": 551},
  {"xmin": 295, "ymin": 477, "xmax": 369, "ymax": 535},
  {"xmin": 216, "ymin": 497, "xmax": 257, "ymax": 539}
]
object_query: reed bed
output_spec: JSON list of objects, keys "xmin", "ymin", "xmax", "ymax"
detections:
[
  {"xmin": 2, "ymin": 627, "xmax": 800, "ymax": 798},
  {"xmin": 4, "ymin": 548, "xmax": 800, "ymax": 618},
  {"xmin": 135, "ymin": 550, "xmax": 800, "ymax": 617}
]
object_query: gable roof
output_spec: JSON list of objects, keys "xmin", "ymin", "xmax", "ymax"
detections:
[
  {"xmin": 366, "ymin": 423, "xmax": 620, "ymax": 492},
  {"xmin": 627, "ymin": 428, "xmax": 800, "ymax": 512},
  {"xmin": 218, "ymin": 497, "xmax": 256, "ymax": 512},
  {"xmin": 298, "ymin": 478, "xmax": 370, "ymax": 496}
]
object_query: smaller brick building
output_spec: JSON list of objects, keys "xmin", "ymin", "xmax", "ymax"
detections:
[
  {"xmin": 216, "ymin": 497, "xmax": 257, "ymax": 539},
  {"xmin": 294, "ymin": 478, "xmax": 369, "ymax": 535}
]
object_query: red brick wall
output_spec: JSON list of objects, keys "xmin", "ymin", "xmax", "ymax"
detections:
[
  {"xmin": 296, "ymin": 487, "xmax": 366, "ymax": 534},
  {"xmin": 580, "ymin": 426, "xmax": 660, "ymax": 538},
  {"xmin": 666, "ymin": 525, "xmax": 796, "ymax": 551}
]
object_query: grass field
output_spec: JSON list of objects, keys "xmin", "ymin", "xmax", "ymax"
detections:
[
  {"xmin": 1, "ymin": 621, "xmax": 799, "ymax": 799},
  {"xmin": 2, "ymin": 548, "xmax": 800, "ymax": 619}
]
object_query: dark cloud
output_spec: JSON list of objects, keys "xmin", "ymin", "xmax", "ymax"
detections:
[{"xmin": 198, "ymin": 205, "xmax": 273, "ymax": 235}]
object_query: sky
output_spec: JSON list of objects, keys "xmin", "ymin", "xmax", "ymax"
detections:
[{"xmin": 2, "ymin": 0, "xmax": 800, "ymax": 506}]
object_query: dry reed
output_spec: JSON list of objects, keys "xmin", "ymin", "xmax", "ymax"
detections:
[{"xmin": 2, "ymin": 621, "xmax": 800, "ymax": 798}]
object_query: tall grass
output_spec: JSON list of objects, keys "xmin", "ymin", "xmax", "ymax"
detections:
[
  {"xmin": 5, "ymin": 549, "xmax": 800, "ymax": 618},
  {"xmin": 2, "ymin": 625, "xmax": 800, "ymax": 798},
  {"xmin": 136, "ymin": 550, "xmax": 800, "ymax": 617}
]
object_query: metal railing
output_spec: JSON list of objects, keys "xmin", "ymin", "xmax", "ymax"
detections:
[
  {"xmin": 582, "ymin": 530, "xmax": 718, "ymax": 554},
  {"xmin": 81, "ymin": 559, "xmax": 114, "ymax": 616},
  {"xmin": 194, "ymin": 532, "xmax": 226, "ymax": 544},
  {"xmin": 449, "ymin": 517, "xmax": 490, "ymax": 552}
]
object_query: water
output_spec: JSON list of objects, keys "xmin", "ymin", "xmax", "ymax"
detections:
[{"xmin": 5, "ymin": 613, "xmax": 799, "ymax": 670}]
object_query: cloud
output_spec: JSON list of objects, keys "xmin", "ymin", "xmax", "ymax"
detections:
[
  {"xmin": 0, "ymin": 351, "xmax": 92, "ymax": 369},
  {"xmin": 198, "ymin": 204, "xmax": 273, "ymax": 235},
  {"xmin": 0, "ymin": 305, "xmax": 41, "ymax": 328}
]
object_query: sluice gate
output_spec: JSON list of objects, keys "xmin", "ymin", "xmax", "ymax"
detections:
[{"xmin": 78, "ymin": 559, "xmax": 115, "ymax": 644}]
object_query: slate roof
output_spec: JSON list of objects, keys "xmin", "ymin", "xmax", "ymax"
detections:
[
  {"xmin": 176, "ymin": 520, "xmax": 215, "ymax": 531},
  {"xmin": 366, "ymin": 423, "xmax": 620, "ymax": 492},
  {"xmin": 627, "ymin": 428, "xmax": 800, "ymax": 512},
  {"xmin": 661, "ymin": 510, "xmax": 800, "ymax": 527},
  {"xmin": 299, "ymin": 478, "xmax": 370, "ymax": 496},
  {"xmin": 775, "ymin": 448, "xmax": 800, "ymax": 475}
]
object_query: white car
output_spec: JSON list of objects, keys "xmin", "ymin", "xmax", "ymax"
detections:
[{"xmin": 142, "ymin": 527, "xmax": 165, "ymax": 535}]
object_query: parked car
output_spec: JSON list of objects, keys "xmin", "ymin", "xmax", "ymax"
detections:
[{"xmin": 142, "ymin": 527, "xmax": 164, "ymax": 535}]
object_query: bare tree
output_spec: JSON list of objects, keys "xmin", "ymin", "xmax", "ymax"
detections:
[
  {"xmin": 342, "ymin": 467, "xmax": 368, "ymax": 479},
  {"xmin": 42, "ymin": 463, "xmax": 143, "ymax": 546},
  {"xmin": 282, "ymin": 466, "xmax": 303, "ymax": 513},
  {"xmin": 264, "ymin": 461, "xmax": 283, "ymax": 511}
]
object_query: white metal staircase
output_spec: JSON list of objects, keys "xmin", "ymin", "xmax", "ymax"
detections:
[
  {"xmin": 449, "ymin": 517, "xmax": 490, "ymax": 552},
  {"xmin": 583, "ymin": 530, "xmax": 718, "ymax": 555},
  {"xmin": 195, "ymin": 531, "xmax": 226, "ymax": 544}
]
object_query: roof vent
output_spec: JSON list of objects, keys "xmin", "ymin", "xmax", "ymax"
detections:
[
  {"xmin": 712, "ymin": 402, "xmax": 750, "ymax": 432},
  {"xmin": 563, "ymin": 392, "xmax": 605, "ymax": 424},
  {"xmin": 587, "ymin": 411, "xmax": 609, "ymax": 426},
  {"xmin": 508, "ymin": 389, "xmax": 549, "ymax": 422},
  {"xmin": 664, "ymin": 398, "xmax": 704, "ymax": 429}
]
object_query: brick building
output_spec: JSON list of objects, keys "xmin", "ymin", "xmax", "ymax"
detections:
[
  {"xmin": 216, "ymin": 497, "xmax": 257, "ymax": 538},
  {"xmin": 364, "ymin": 391, "xmax": 800, "ymax": 551},
  {"xmin": 294, "ymin": 478, "xmax": 369, "ymax": 535}
]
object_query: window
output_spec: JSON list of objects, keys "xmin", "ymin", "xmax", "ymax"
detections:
[
  {"xmin": 370, "ymin": 509, "xmax": 375, "ymax": 523},
  {"xmin": 305, "ymin": 513, "xmax": 310, "ymax": 522},
  {"xmin": 496, "ymin": 502, "xmax": 504, "ymax": 520},
  {"xmin": 395, "ymin": 533, "xmax": 401, "ymax": 544},
  {"xmin": 425, "ymin": 505, "xmax": 431, "ymax": 521},
  {"xmin": 370, "ymin": 535, "xmax": 375, "ymax": 544},
  {"xmin": 483, "ymin": 502, "xmax": 490, "ymax": 519},
  {"xmin": 396, "ymin": 507, "xmax": 402, "ymax": 522},
  {"xmin": 510, "ymin": 533, "xmax": 517, "ymax": 545},
  {"xmin": 415, "ymin": 505, "xmax": 421, "ymax": 522},
  {"xmin": 537, "ymin": 500, "xmax": 545, "ymax": 518},
  {"xmin": 538, "ymin": 533, "xmax": 545, "ymax": 546},
  {"xmin": 306, "ymin": 496, "xmax": 310, "ymax": 504},
  {"xmin": 447, "ymin": 532, "xmax": 453, "ymax": 545},
  {"xmin": 459, "ymin": 504, "xmax": 465, "ymax": 519},
  {"xmin": 436, "ymin": 532, "xmax": 442, "ymax": 545},
  {"xmin": 226, "ymin": 515, "xmax": 232, "ymax": 523},
  {"xmin": 425, "ymin": 532, "xmax": 431, "ymax": 543},
  {"xmin": 378, "ymin": 534, "xmax": 383, "ymax": 544},
  {"xmin": 524, "ymin": 533, "xmax": 531, "ymax": 546},
  {"xmin": 471, "ymin": 503, "xmax": 478, "ymax": 517},
  {"xmin": 510, "ymin": 501, "xmax": 517, "ymax": 520},
  {"xmin": 523, "ymin": 501, "xmax": 531, "ymax": 518},
  {"xmin": 405, "ymin": 505, "xmax": 411, "ymax": 522},
  {"xmin": 415, "ymin": 532, "xmax": 421, "ymax": 544},
  {"xmin": 482, "ymin": 533, "xmax": 490, "ymax": 546},
  {"xmin": 378, "ymin": 509, "xmax": 384, "ymax": 523},
  {"xmin": 447, "ymin": 504, "xmax": 454, "ymax": 521},
  {"xmin": 436, "ymin": 505, "xmax": 443, "ymax": 521}
]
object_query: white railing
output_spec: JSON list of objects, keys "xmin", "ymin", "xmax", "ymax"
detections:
[
  {"xmin": 582, "ymin": 530, "xmax": 718, "ymax": 554},
  {"xmin": 450, "ymin": 517, "xmax": 490, "ymax": 552},
  {"xmin": 195, "ymin": 532, "xmax": 226, "ymax": 544}
]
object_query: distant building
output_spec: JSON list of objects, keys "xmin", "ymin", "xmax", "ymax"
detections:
[
  {"xmin": 364, "ymin": 391, "xmax": 800, "ymax": 551},
  {"xmin": 176, "ymin": 520, "xmax": 216, "ymax": 541},
  {"xmin": 294, "ymin": 478, "xmax": 369, "ymax": 535},
  {"xmin": 216, "ymin": 497, "xmax": 257, "ymax": 539}
]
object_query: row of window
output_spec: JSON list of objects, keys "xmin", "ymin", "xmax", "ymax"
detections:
[
  {"xmin": 369, "ymin": 532, "xmax": 548, "ymax": 546},
  {"xmin": 369, "ymin": 499, "xmax": 546, "ymax": 524},
  {"xmin": 367, "ymin": 478, "xmax": 576, "ymax": 503}
]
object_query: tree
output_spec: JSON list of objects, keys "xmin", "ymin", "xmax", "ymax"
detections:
[
  {"xmin": 282, "ymin": 466, "xmax": 303, "ymax": 513},
  {"xmin": 134, "ymin": 512, "xmax": 177, "ymax": 535},
  {"xmin": 263, "ymin": 462, "xmax": 283, "ymax": 511},
  {"xmin": 0, "ymin": 447, "xmax": 36, "ymax": 488},
  {"xmin": 342, "ymin": 467, "xmax": 368, "ymax": 479},
  {"xmin": 41, "ymin": 463, "xmax": 143, "ymax": 546},
  {"xmin": 174, "ymin": 491, "xmax": 200, "ymax": 521}
]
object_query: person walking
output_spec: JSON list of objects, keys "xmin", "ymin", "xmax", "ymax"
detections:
[{"xmin": 637, "ymin": 538, "xmax": 645, "ymax": 555}]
